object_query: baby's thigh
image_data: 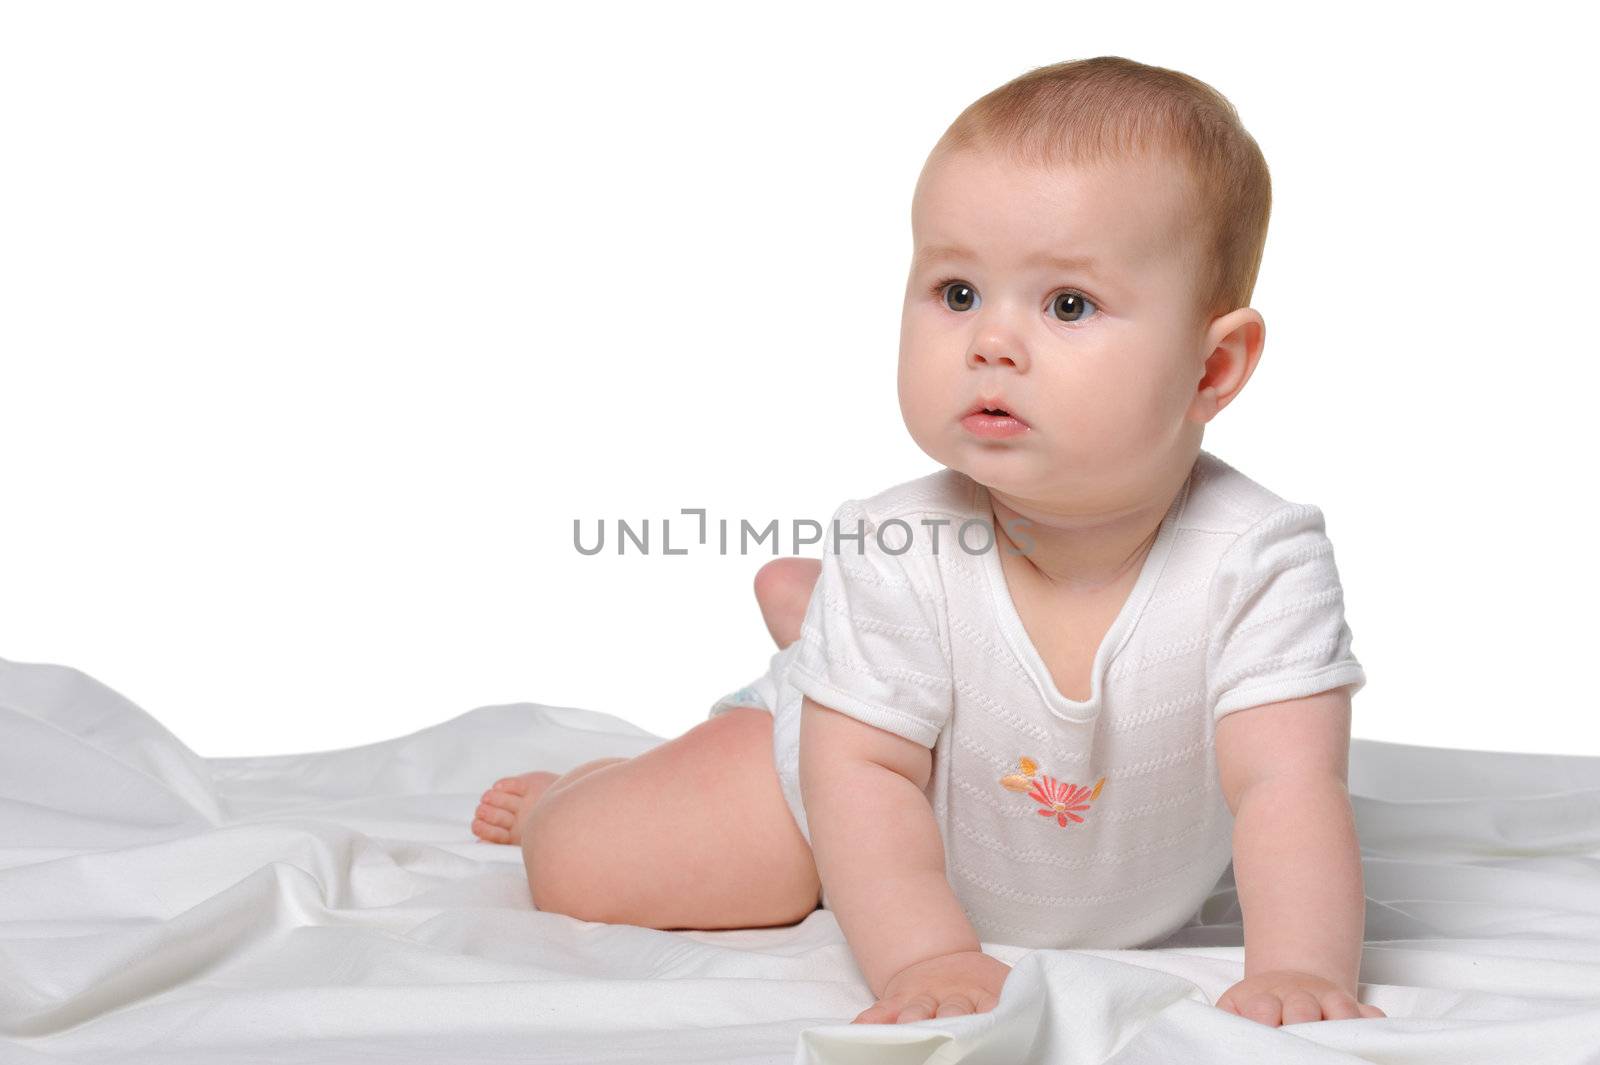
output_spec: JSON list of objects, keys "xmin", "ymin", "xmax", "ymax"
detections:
[{"xmin": 522, "ymin": 706, "xmax": 821, "ymax": 930}]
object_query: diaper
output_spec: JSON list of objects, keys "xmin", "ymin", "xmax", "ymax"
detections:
[{"xmin": 707, "ymin": 643, "xmax": 794, "ymax": 717}]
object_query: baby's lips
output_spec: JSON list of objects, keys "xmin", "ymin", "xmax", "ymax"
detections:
[{"xmin": 962, "ymin": 401, "xmax": 1031, "ymax": 426}]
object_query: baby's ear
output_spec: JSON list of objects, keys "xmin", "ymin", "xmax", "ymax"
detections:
[{"xmin": 1188, "ymin": 308, "xmax": 1266, "ymax": 424}]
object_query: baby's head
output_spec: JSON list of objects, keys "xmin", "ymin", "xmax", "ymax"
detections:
[{"xmin": 898, "ymin": 56, "xmax": 1272, "ymax": 520}]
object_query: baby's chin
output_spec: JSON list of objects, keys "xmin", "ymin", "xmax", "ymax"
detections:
[
  {"xmin": 924, "ymin": 431, "xmax": 1149, "ymax": 510},
  {"xmin": 915, "ymin": 432, "xmax": 1050, "ymax": 495}
]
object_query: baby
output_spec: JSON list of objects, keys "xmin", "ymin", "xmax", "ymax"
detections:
[{"xmin": 471, "ymin": 56, "xmax": 1387, "ymax": 1030}]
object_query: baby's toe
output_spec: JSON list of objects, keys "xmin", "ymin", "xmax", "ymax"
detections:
[
  {"xmin": 477, "ymin": 801, "xmax": 516, "ymax": 828},
  {"xmin": 492, "ymin": 777, "xmax": 529, "ymax": 794},
  {"xmin": 482, "ymin": 790, "xmax": 521, "ymax": 814},
  {"xmin": 471, "ymin": 815, "xmax": 512, "ymax": 844}
]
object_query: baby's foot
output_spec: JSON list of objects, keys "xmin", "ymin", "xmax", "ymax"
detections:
[{"xmin": 471, "ymin": 771, "xmax": 559, "ymax": 845}]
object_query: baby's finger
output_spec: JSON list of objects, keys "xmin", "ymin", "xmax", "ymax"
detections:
[
  {"xmin": 935, "ymin": 993, "xmax": 975, "ymax": 1018},
  {"xmin": 1280, "ymin": 990, "xmax": 1322, "ymax": 1026},
  {"xmin": 895, "ymin": 994, "xmax": 938, "ymax": 1024},
  {"xmin": 851, "ymin": 1001, "xmax": 893, "ymax": 1025},
  {"xmin": 1358, "ymin": 1004, "xmax": 1387, "ymax": 1019},
  {"xmin": 1243, "ymin": 992, "xmax": 1282, "ymax": 1027},
  {"xmin": 1319, "ymin": 993, "xmax": 1362, "ymax": 1021}
]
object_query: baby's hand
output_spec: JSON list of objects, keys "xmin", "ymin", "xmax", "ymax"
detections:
[
  {"xmin": 1216, "ymin": 969, "xmax": 1386, "ymax": 1026},
  {"xmin": 852, "ymin": 950, "xmax": 1011, "ymax": 1024}
]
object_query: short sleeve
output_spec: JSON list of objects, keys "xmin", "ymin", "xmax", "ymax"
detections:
[
  {"xmin": 1206, "ymin": 502, "xmax": 1367, "ymax": 720},
  {"xmin": 786, "ymin": 499, "xmax": 954, "ymax": 748}
]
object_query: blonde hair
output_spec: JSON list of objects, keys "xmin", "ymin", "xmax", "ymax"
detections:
[{"xmin": 927, "ymin": 56, "xmax": 1271, "ymax": 325}]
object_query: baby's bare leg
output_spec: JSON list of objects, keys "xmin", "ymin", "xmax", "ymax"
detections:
[
  {"xmin": 542, "ymin": 757, "xmax": 629, "ymax": 799},
  {"xmin": 522, "ymin": 707, "xmax": 821, "ymax": 930},
  {"xmin": 476, "ymin": 560, "xmax": 821, "ymax": 849},
  {"xmin": 754, "ymin": 557, "xmax": 822, "ymax": 649}
]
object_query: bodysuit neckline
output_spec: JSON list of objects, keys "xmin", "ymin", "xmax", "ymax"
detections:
[{"xmin": 972, "ymin": 470, "xmax": 1194, "ymax": 724}]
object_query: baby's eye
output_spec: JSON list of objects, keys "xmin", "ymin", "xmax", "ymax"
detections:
[
  {"xmin": 935, "ymin": 279, "xmax": 979, "ymax": 314},
  {"xmin": 930, "ymin": 278, "xmax": 1099, "ymax": 324},
  {"xmin": 1049, "ymin": 290, "xmax": 1098, "ymax": 324}
]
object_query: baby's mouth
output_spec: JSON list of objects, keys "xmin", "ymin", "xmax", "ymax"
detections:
[
  {"xmin": 961, "ymin": 402, "xmax": 1031, "ymax": 437},
  {"xmin": 963, "ymin": 400, "xmax": 1030, "ymax": 427}
]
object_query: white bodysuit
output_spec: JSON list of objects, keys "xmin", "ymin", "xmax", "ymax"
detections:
[{"xmin": 707, "ymin": 448, "xmax": 1367, "ymax": 950}]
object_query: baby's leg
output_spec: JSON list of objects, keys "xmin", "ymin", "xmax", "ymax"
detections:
[
  {"xmin": 474, "ymin": 558, "xmax": 821, "ymax": 848},
  {"xmin": 753, "ymin": 557, "xmax": 822, "ymax": 649},
  {"xmin": 521, "ymin": 706, "xmax": 821, "ymax": 930}
]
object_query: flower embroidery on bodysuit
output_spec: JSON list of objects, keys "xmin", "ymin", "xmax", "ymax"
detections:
[{"xmin": 999, "ymin": 756, "xmax": 1106, "ymax": 829}]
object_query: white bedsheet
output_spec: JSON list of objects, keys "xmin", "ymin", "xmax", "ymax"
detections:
[{"xmin": 2, "ymin": 654, "xmax": 1598, "ymax": 1064}]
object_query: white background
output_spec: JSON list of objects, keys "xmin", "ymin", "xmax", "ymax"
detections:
[{"xmin": 2, "ymin": 1, "xmax": 1595, "ymax": 759}]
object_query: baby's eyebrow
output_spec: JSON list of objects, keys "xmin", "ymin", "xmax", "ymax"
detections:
[{"xmin": 913, "ymin": 243, "xmax": 1108, "ymax": 284}]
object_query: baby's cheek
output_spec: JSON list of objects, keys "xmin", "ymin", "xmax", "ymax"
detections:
[
  {"xmin": 1063, "ymin": 376, "xmax": 1153, "ymax": 453},
  {"xmin": 897, "ymin": 369, "xmax": 948, "ymax": 440},
  {"xmin": 1085, "ymin": 359, "xmax": 1175, "ymax": 444}
]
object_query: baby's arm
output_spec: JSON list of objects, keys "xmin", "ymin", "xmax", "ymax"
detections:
[
  {"xmin": 799, "ymin": 694, "xmax": 1009, "ymax": 1019},
  {"xmin": 1214, "ymin": 684, "xmax": 1383, "ymax": 1024},
  {"xmin": 1204, "ymin": 502, "xmax": 1381, "ymax": 1024}
]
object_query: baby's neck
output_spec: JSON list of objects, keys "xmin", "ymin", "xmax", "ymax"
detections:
[{"xmin": 986, "ymin": 475, "xmax": 1184, "ymax": 592}]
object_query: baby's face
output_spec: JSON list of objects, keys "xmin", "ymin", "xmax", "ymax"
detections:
[{"xmin": 899, "ymin": 147, "xmax": 1221, "ymax": 516}]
